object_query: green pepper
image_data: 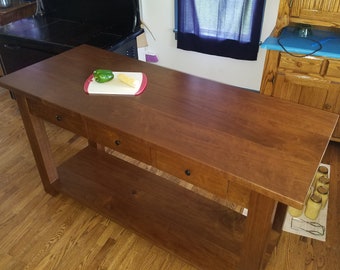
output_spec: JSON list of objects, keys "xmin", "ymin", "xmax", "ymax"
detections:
[{"xmin": 93, "ymin": 69, "xmax": 114, "ymax": 83}]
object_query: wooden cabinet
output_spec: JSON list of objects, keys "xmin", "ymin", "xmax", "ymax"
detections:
[
  {"xmin": 272, "ymin": 0, "xmax": 340, "ymax": 37},
  {"xmin": 261, "ymin": 51, "xmax": 340, "ymax": 140},
  {"xmin": 290, "ymin": 0, "xmax": 340, "ymax": 27},
  {"xmin": 261, "ymin": 0, "xmax": 340, "ymax": 140}
]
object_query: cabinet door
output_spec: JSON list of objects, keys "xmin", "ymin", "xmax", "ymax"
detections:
[
  {"xmin": 0, "ymin": 42, "xmax": 54, "ymax": 74},
  {"xmin": 290, "ymin": 0, "xmax": 340, "ymax": 26},
  {"xmin": 329, "ymin": 85, "xmax": 340, "ymax": 138},
  {"xmin": 273, "ymin": 72, "xmax": 340, "ymax": 138}
]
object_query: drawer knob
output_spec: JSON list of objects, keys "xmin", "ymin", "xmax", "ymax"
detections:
[
  {"xmin": 324, "ymin": 104, "xmax": 332, "ymax": 110},
  {"xmin": 55, "ymin": 115, "xmax": 63, "ymax": 121},
  {"xmin": 185, "ymin": 169, "xmax": 191, "ymax": 176},
  {"xmin": 115, "ymin": 140, "xmax": 121, "ymax": 146}
]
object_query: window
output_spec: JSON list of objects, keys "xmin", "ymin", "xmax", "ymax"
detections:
[{"xmin": 176, "ymin": 0, "xmax": 265, "ymax": 60}]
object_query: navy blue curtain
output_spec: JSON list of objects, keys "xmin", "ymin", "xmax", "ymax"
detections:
[{"xmin": 177, "ymin": 0, "xmax": 265, "ymax": 60}]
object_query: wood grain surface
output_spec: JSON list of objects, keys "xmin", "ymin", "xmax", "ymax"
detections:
[{"xmin": 0, "ymin": 44, "xmax": 337, "ymax": 209}]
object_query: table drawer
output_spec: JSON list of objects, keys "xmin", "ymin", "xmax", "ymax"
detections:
[
  {"xmin": 27, "ymin": 98, "xmax": 87, "ymax": 136},
  {"xmin": 86, "ymin": 119, "xmax": 151, "ymax": 164},
  {"xmin": 279, "ymin": 53, "xmax": 325, "ymax": 75},
  {"xmin": 153, "ymin": 149, "xmax": 228, "ymax": 198}
]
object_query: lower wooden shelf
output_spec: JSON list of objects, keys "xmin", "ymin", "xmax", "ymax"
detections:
[{"xmin": 53, "ymin": 146, "xmax": 246, "ymax": 270}]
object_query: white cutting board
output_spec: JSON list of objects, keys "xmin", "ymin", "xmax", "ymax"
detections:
[{"xmin": 84, "ymin": 71, "xmax": 147, "ymax": 95}]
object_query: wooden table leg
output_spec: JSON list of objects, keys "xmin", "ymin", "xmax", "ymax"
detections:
[
  {"xmin": 16, "ymin": 95, "xmax": 58, "ymax": 195},
  {"xmin": 240, "ymin": 191, "xmax": 277, "ymax": 270}
]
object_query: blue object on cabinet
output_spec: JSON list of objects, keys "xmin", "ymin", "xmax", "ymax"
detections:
[{"xmin": 261, "ymin": 26, "xmax": 340, "ymax": 59}]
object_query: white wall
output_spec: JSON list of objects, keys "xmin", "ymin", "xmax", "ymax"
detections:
[{"xmin": 139, "ymin": 0, "xmax": 280, "ymax": 91}]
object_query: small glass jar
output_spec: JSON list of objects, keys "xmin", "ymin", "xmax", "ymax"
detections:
[
  {"xmin": 305, "ymin": 185, "xmax": 313, "ymax": 205},
  {"xmin": 305, "ymin": 194, "xmax": 322, "ymax": 220},
  {"xmin": 315, "ymin": 176, "xmax": 330, "ymax": 190},
  {"xmin": 315, "ymin": 186, "xmax": 329, "ymax": 209},
  {"xmin": 314, "ymin": 166, "xmax": 328, "ymax": 181},
  {"xmin": 288, "ymin": 206, "xmax": 303, "ymax": 217}
]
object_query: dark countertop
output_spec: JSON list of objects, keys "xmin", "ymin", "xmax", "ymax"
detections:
[
  {"xmin": 0, "ymin": 15, "xmax": 133, "ymax": 51},
  {"xmin": 0, "ymin": 0, "xmax": 142, "ymax": 52},
  {"xmin": 261, "ymin": 26, "xmax": 340, "ymax": 59}
]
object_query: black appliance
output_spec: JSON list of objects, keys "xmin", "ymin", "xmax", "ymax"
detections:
[{"xmin": 0, "ymin": 0, "xmax": 142, "ymax": 75}]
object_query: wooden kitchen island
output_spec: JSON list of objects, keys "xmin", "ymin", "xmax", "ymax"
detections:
[{"xmin": 0, "ymin": 45, "xmax": 337, "ymax": 270}]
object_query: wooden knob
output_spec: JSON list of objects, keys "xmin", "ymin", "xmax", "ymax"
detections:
[{"xmin": 323, "ymin": 104, "xmax": 332, "ymax": 110}]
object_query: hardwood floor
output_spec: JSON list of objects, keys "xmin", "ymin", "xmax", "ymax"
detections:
[{"xmin": 0, "ymin": 88, "xmax": 339, "ymax": 269}]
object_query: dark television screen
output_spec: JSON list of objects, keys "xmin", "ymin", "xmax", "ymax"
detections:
[{"xmin": 41, "ymin": 0, "xmax": 141, "ymax": 35}]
